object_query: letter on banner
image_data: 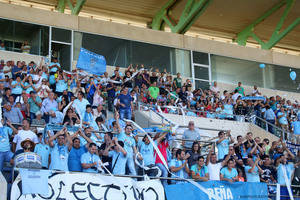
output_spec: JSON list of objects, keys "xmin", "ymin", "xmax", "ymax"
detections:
[{"xmin": 11, "ymin": 172, "xmax": 165, "ymax": 200}]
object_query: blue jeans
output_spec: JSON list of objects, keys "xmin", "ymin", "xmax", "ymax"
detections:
[
  {"xmin": 30, "ymin": 112, "xmax": 36, "ymax": 121},
  {"xmin": 119, "ymin": 108, "xmax": 132, "ymax": 120},
  {"xmin": 0, "ymin": 151, "xmax": 13, "ymax": 172},
  {"xmin": 156, "ymin": 163, "xmax": 168, "ymax": 186},
  {"xmin": 266, "ymin": 119, "xmax": 275, "ymax": 134},
  {"xmin": 126, "ymin": 155, "xmax": 137, "ymax": 176}
]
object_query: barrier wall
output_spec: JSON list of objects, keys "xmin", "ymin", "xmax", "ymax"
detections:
[{"xmin": 137, "ymin": 110, "xmax": 279, "ymax": 142}]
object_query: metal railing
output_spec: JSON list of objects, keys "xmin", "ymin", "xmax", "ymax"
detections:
[{"xmin": 137, "ymin": 102, "xmax": 299, "ymax": 144}]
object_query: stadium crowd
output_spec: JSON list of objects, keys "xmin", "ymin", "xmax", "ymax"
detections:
[{"xmin": 0, "ymin": 57, "xmax": 299, "ymax": 195}]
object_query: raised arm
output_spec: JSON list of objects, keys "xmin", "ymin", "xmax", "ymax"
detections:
[
  {"xmin": 49, "ymin": 127, "xmax": 66, "ymax": 147},
  {"xmin": 155, "ymin": 132, "xmax": 168, "ymax": 144},
  {"xmin": 206, "ymin": 144, "xmax": 214, "ymax": 165}
]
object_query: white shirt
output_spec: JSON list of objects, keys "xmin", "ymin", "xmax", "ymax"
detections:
[
  {"xmin": 73, "ymin": 98, "xmax": 90, "ymax": 117},
  {"xmin": 13, "ymin": 130, "xmax": 39, "ymax": 151},
  {"xmin": 232, "ymin": 93, "xmax": 242, "ymax": 104},
  {"xmin": 207, "ymin": 162, "xmax": 222, "ymax": 180},
  {"xmin": 3, "ymin": 66, "xmax": 12, "ymax": 78},
  {"xmin": 210, "ymin": 86, "xmax": 220, "ymax": 94}
]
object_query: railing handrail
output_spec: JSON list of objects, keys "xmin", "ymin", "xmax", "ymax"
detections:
[{"xmin": 138, "ymin": 101, "xmax": 298, "ymax": 143}]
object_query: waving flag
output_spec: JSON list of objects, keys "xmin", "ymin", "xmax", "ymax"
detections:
[{"xmin": 76, "ymin": 48, "xmax": 106, "ymax": 75}]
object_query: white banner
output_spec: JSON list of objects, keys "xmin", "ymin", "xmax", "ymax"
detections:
[{"xmin": 11, "ymin": 172, "xmax": 165, "ymax": 200}]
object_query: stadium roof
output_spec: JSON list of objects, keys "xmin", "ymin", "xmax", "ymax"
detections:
[{"xmin": 1, "ymin": 0, "xmax": 300, "ymax": 52}]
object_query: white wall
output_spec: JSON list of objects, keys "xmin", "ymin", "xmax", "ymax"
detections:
[{"xmin": 138, "ymin": 110, "xmax": 279, "ymax": 143}]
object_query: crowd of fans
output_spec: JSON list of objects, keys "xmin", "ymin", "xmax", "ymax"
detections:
[{"xmin": 0, "ymin": 57, "xmax": 299, "ymax": 196}]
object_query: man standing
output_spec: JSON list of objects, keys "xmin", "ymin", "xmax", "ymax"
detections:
[
  {"xmin": 216, "ymin": 131, "xmax": 234, "ymax": 161},
  {"xmin": 117, "ymin": 124, "xmax": 142, "ymax": 175},
  {"xmin": 173, "ymin": 73, "xmax": 182, "ymax": 89},
  {"xmin": 118, "ymin": 87, "xmax": 133, "ymax": 120},
  {"xmin": 182, "ymin": 121, "xmax": 201, "ymax": 149},
  {"xmin": 34, "ymin": 133, "xmax": 50, "ymax": 169},
  {"xmin": 148, "ymin": 82, "xmax": 160, "ymax": 102},
  {"xmin": 41, "ymin": 92, "xmax": 58, "ymax": 123},
  {"xmin": 0, "ymin": 121, "xmax": 13, "ymax": 171},
  {"xmin": 28, "ymin": 91, "xmax": 42, "ymax": 121},
  {"xmin": 245, "ymin": 157, "xmax": 263, "ymax": 182},
  {"xmin": 170, "ymin": 149, "xmax": 190, "ymax": 184},
  {"xmin": 49, "ymin": 127, "xmax": 72, "ymax": 171},
  {"xmin": 291, "ymin": 115, "xmax": 300, "ymax": 135},
  {"xmin": 260, "ymin": 155, "xmax": 277, "ymax": 184},
  {"xmin": 81, "ymin": 143, "xmax": 101, "ymax": 173},
  {"xmin": 206, "ymin": 144, "xmax": 231, "ymax": 180},
  {"xmin": 68, "ymin": 129, "xmax": 92, "ymax": 172},
  {"xmin": 235, "ymin": 82, "xmax": 245, "ymax": 96},
  {"xmin": 73, "ymin": 91, "xmax": 90, "ymax": 117},
  {"xmin": 12, "ymin": 119, "xmax": 38, "ymax": 152},
  {"xmin": 103, "ymin": 137, "xmax": 127, "ymax": 175}
]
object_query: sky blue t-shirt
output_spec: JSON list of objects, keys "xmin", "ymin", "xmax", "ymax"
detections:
[
  {"xmin": 0, "ymin": 126, "xmax": 13, "ymax": 152},
  {"xmin": 34, "ymin": 143, "xmax": 50, "ymax": 168},
  {"xmin": 277, "ymin": 112, "xmax": 288, "ymax": 125},
  {"xmin": 23, "ymin": 82, "xmax": 34, "ymax": 94},
  {"xmin": 56, "ymin": 79, "xmax": 67, "ymax": 93},
  {"xmin": 49, "ymin": 75, "xmax": 56, "ymax": 85},
  {"xmin": 292, "ymin": 121, "xmax": 300, "ymax": 135},
  {"xmin": 170, "ymin": 159, "xmax": 189, "ymax": 182},
  {"xmin": 220, "ymin": 167, "xmax": 238, "ymax": 180},
  {"xmin": 245, "ymin": 165, "xmax": 260, "ymax": 182},
  {"xmin": 68, "ymin": 146, "xmax": 87, "ymax": 172},
  {"xmin": 81, "ymin": 152, "xmax": 101, "ymax": 173},
  {"xmin": 28, "ymin": 96, "xmax": 42, "ymax": 113},
  {"xmin": 217, "ymin": 138, "xmax": 230, "ymax": 160},
  {"xmin": 224, "ymin": 104, "xmax": 233, "ymax": 118},
  {"xmin": 11, "ymin": 81, "xmax": 23, "ymax": 94},
  {"xmin": 138, "ymin": 140, "xmax": 155, "ymax": 166},
  {"xmin": 117, "ymin": 132, "xmax": 136, "ymax": 156},
  {"xmin": 109, "ymin": 150, "xmax": 127, "ymax": 175},
  {"xmin": 277, "ymin": 163, "xmax": 295, "ymax": 185},
  {"xmin": 83, "ymin": 112, "xmax": 98, "ymax": 130},
  {"xmin": 49, "ymin": 142, "xmax": 69, "ymax": 171},
  {"xmin": 73, "ymin": 98, "xmax": 90, "ymax": 117}
]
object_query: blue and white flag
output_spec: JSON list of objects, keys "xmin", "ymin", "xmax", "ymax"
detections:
[
  {"xmin": 240, "ymin": 96, "xmax": 266, "ymax": 101},
  {"xmin": 76, "ymin": 48, "xmax": 106, "ymax": 75}
]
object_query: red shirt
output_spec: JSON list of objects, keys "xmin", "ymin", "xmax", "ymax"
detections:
[{"xmin": 154, "ymin": 140, "xmax": 168, "ymax": 165}]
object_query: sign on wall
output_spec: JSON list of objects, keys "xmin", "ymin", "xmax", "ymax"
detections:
[
  {"xmin": 165, "ymin": 181, "xmax": 268, "ymax": 200},
  {"xmin": 11, "ymin": 172, "xmax": 165, "ymax": 200}
]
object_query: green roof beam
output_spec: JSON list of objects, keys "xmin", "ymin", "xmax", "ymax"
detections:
[
  {"xmin": 235, "ymin": 0, "xmax": 300, "ymax": 49},
  {"xmin": 151, "ymin": 0, "xmax": 212, "ymax": 34},
  {"xmin": 57, "ymin": 0, "xmax": 86, "ymax": 15}
]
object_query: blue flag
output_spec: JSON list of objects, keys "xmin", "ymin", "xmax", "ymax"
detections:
[{"xmin": 76, "ymin": 48, "xmax": 106, "ymax": 75}]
